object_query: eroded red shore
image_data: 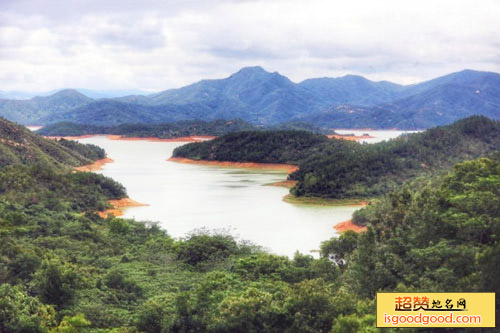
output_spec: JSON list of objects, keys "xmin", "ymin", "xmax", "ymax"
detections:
[
  {"xmin": 334, "ymin": 219, "xmax": 367, "ymax": 233},
  {"xmin": 169, "ymin": 157, "xmax": 299, "ymax": 174},
  {"xmin": 107, "ymin": 135, "xmax": 216, "ymax": 142},
  {"xmin": 47, "ymin": 133, "xmax": 377, "ymax": 143},
  {"xmin": 46, "ymin": 134, "xmax": 216, "ymax": 142},
  {"xmin": 267, "ymin": 180, "xmax": 298, "ymax": 188},
  {"xmin": 47, "ymin": 135, "xmax": 104, "ymax": 140},
  {"xmin": 98, "ymin": 198, "xmax": 149, "ymax": 218},
  {"xmin": 327, "ymin": 134, "xmax": 375, "ymax": 141},
  {"xmin": 74, "ymin": 158, "xmax": 114, "ymax": 172}
]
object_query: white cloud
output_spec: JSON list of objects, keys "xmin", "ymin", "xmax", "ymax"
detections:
[{"xmin": 0, "ymin": 0, "xmax": 498, "ymax": 91}]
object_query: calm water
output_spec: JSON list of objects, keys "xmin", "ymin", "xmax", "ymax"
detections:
[
  {"xmin": 79, "ymin": 136, "xmax": 359, "ymax": 257},
  {"xmin": 334, "ymin": 129, "xmax": 421, "ymax": 143}
]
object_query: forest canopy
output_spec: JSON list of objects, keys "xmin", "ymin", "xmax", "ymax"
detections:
[
  {"xmin": 1, "ymin": 116, "xmax": 499, "ymax": 330},
  {"xmin": 174, "ymin": 116, "xmax": 500, "ymax": 199}
]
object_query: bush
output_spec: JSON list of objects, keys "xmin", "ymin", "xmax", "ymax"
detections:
[
  {"xmin": 0, "ymin": 283, "xmax": 56, "ymax": 332},
  {"xmin": 176, "ymin": 232, "xmax": 239, "ymax": 268}
]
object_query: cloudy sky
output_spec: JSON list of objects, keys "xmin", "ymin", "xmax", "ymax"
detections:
[{"xmin": 1, "ymin": 0, "xmax": 499, "ymax": 92}]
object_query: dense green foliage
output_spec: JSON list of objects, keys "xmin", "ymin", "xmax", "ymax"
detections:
[
  {"xmin": 0, "ymin": 164, "xmax": 125, "ymax": 211},
  {"xmin": 0, "ymin": 117, "xmax": 104, "ymax": 170},
  {"xmin": 175, "ymin": 116, "xmax": 500, "ymax": 199},
  {"xmin": 292, "ymin": 116, "xmax": 500, "ymax": 198},
  {"xmin": 37, "ymin": 120, "xmax": 329, "ymax": 138},
  {"xmin": 173, "ymin": 130, "xmax": 329, "ymax": 164},
  {"xmin": 2, "ymin": 116, "xmax": 500, "ymax": 331},
  {"xmin": 2, "ymin": 68, "xmax": 498, "ymax": 129},
  {"xmin": 346, "ymin": 157, "xmax": 500, "ymax": 306},
  {"xmin": 56, "ymin": 139, "xmax": 105, "ymax": 161},
  {"xmin": 37, "ymin": 119, "xmax": 257, "ymax": 138},
  {"xmin": 2, "ymin": 150, "xmax": 499, "ymax": 331}
]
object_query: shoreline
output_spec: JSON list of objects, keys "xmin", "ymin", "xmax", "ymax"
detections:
[
  {"xmin": 168, "ymin": 157, "xmax": 299, "ymax": 174},
  {"xmin": 107, "ymin": 135, "xmax": 216, "ymax": 142},
  {"xmin": 45, "ymin": 134, "xmax": 215, "ymax": 142},
  {"xmin": 327, "ymin": 134, "xmax": 375, "ymax": 141},
  {"xmin": 266, "ymin": 180, "xmax": 298, "ymax": 188},
  {"xmin": 283, "ymin": 194, "xmax": 369, "ymax": 206},
  {"xmin": 45, "ymin": 132, "xmax": 378, "ymax": 143},
  {"xmin": 98, "ymin": 197, "xmax": 149, "ymax": 218},
  {"xmin": 334, "ymin": 219, "xmax": 367, "ymax": 233},
  {"xmin": 74, "ymin": 157, "xmax": 114, "ymax": 172}
]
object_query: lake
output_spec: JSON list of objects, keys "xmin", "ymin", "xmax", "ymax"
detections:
[
  {"xmin": 78, "ymin": 136, "xmax": 360, "ymax": 257},
  {"xmin": 334, "ymin": 129, "xmax": 421, "ymax": 143}
]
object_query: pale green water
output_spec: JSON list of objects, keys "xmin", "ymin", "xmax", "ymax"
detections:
[{"xmin": 79, "ymin": 136, "xmax": 360, "ymax": 257}]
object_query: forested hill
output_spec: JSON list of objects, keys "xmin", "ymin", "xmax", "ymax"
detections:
[
  {"xmin": 174, "ymin": 116, "xmax": 500, "ymax": 198},
  {"xmin": 37, "ymin": 119, "xmax": 328, "ymax": 138},
  {"xmin": 173, "ymin": 130, "xmax": 330, "ymax": 164},
  {"xmin": 0, "ymin": 117, "xmax": 105, "ymax": 169},
  {"xmin": 323, "ymin": 155, "xmax": 500, "ymax": 317},
  {"xmin": 1, "ymin": 153, "xmax": 499, "ymax": 330},
  {"xmin": 37, "ymin": 119, "xmax": 258, "ymax": 138}
]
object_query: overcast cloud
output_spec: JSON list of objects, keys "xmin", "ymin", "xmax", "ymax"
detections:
[{"xmin": 0, "ymin": 0, "xmax": 499, "ymax": 91}]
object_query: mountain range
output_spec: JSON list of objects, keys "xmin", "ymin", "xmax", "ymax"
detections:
[{"xmin": 0, "ymin": 67, "xmax": 498, "ymax": 129}]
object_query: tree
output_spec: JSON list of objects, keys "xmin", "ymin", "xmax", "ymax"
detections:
[
  {"xmin": 320, "ymin": 231, "xmax": 359, "ymax": 269},
  {"xmin": 32, "ymin": 260, "xmax": 81, "ymax": 309},
  {"xmin": 0, "ymin": 283, "xmax": 55, "ymax": 332},
  {"xmin": 50, "ymin": 314, "xmax": 91, "ymax": 333}
]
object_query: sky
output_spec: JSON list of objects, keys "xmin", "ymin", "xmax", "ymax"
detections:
[{"xmin": 0, "ymin": 0, "xmax": 499, "ymax": 92}]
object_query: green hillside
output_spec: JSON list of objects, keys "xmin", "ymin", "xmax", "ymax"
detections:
[
  {"xmin": 37, "ymin": 119, "xmax": 258, "ymax": 138},
  {"xmin": 174, "ymin": 116, "xmax": 500, "ymax": 198},
  {"xmin": 0, "ymin": 117, "xmax": 105, "ymax": 170},
  {"xmin": 173, "ymin": 130, "xmax": 329, "ymax": 164},
  {"xmin": 1, "ymin": 153, "xmax": 499, "ymax": 330}
]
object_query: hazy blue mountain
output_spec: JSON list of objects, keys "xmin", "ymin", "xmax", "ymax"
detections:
[
  {"xmin": 0, "ymin": 89, "xmax": 93, "ymax": 124},
  {"xmin": 41, "ymin": 100, "xmax": 215, "ymax": 126},
  {"xmin": 361, "ymin": 70, "xmax": 500, "ymax": 129},
  {"xmin": 298, "ymin": 75, "xmax": 405, "ymax": 106},
  {"xmin": 0, "ymin": 89, "xmax": 153, "ymax": 100},
  {"xmin": 141, "ymin": 66, "xmax": 318, "ymax": 124},
  {"xmin": 0, "ymin": 90, "xmax": 57, "ymax": 100},
  {"xmin": 0, "ymin": 67, "xmax": 498, "ymax": 128},
  {"xmin": 399, "ymin": 69, "xmax": 500, "ymax": 97},
  {"xmin": 76, "ymin": 89, "xmax": 154, "ymax": 99},
  {"xmin": 294, "ymin": 69, "xmax": 500, "ymax": 129}
]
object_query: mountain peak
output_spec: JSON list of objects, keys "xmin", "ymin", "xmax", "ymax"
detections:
[
  {"xmin": 339, "ymin": 74, "xmax": 368, "ymax": 81},
  {"xmin": 29, "ymin": 89, "xmax": 91, "ymax": 102},
  {"xmin": 235, "ymin": 66, "xmax": 268, "ymax": 75},
  {"xmin": 228, "ymin": 66, "xmax": 271, "ymax": 80},
  {"xmin": 52, "ymin": 89, "xmax": 90, "ymax": 98},
  {"xmin": 227, "ymin": 66, "xmax": 292, "ymax": 87}
]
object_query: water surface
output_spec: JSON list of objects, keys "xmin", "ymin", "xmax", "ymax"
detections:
[
  {"xmin": 79, "ymin": 136, "xmax": 359, "ymax": 257},
  {"xmin": 334, "ymin": 129, "xmax": 421, "ymax": 143}
]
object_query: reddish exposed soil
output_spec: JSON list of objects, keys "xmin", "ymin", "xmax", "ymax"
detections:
[
  {"xmin": 334, "ymin": 219, "xmax": 367, "ymax": 233},
  {"xmin": 74, "ymin": 158, "xmax": 114, "ymax": 172},
  {"xmin": 168, "ymin": 157, "xmax": 299, "ymax": 174},
  {"xmin": 97, "ymin": 198, "xmax": 148, "ymax": 218}
]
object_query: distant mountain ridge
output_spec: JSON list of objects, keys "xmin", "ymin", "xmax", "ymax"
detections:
[
  {"xmin": 0, "ymin": 88, "xmax": 152, "ymax": 100},
  {"xmin": 0, "ymin": 67, "xmax": 498, "ymax": 129}
]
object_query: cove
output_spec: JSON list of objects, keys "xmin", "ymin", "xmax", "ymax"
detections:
[{"xmin": 79, "ymin": 136, "xmax": 360, "ymax": 257}]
